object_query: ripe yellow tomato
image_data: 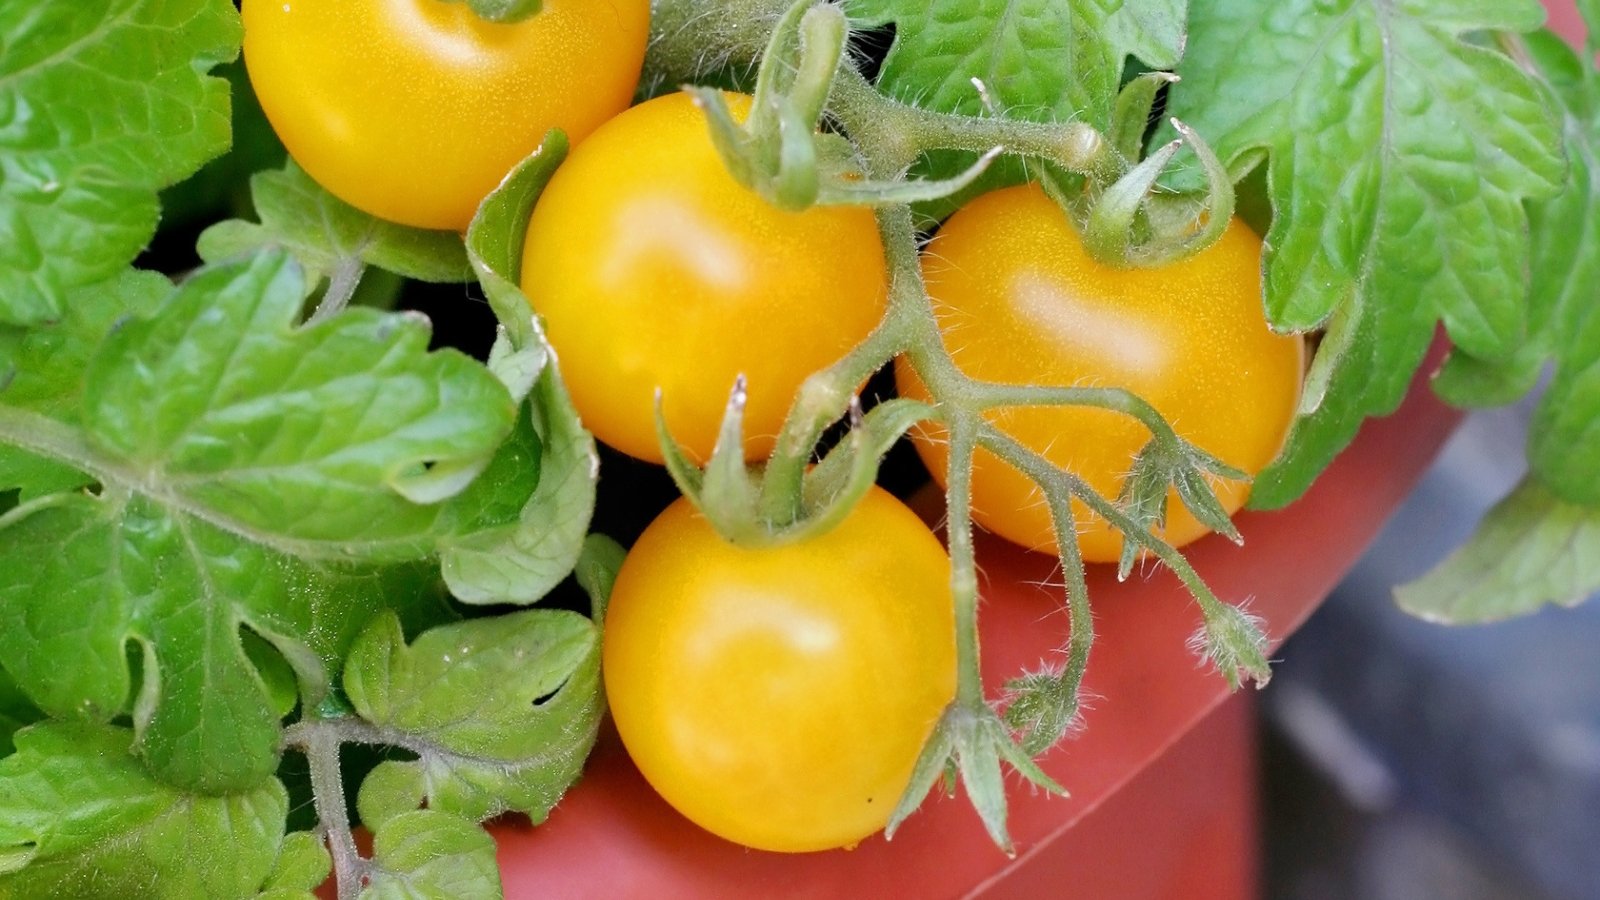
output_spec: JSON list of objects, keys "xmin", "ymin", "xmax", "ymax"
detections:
[
  {"xmin": 242, "ymin": 0, "xmax": 650, "ymax": 231},
  {"xmin": 603, "ymin": 487, "xmax": 956, "ymax": 852},
  {"xmin": 520, "ymin": 92, "xmax": 889, "ymax": 464},
  {"xmin": 897, "ymin": 182, "xmax": 1304, "ymax": 562}
]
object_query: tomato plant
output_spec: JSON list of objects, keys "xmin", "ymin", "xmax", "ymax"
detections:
[
  {"xmin": 241, "ymin": 0, "xmax": 651, "ymax": 230},
  {"xmin": 519, "ymin": 91, "xmax": 889, "ymax": 463},
  {"xmin": 3, "ymin": 0, "xmax": 1595, "ymax": 895},
  {"xmin": 897, "ymin": 183, "xmax": 1305, "ymax": 562},
  {"xmin": 603, "ymin": 487, "xmax": 956, "ymax": 853}
]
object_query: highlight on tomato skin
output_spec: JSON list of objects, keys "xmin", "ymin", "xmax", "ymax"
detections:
[
  {"xmin": 897, "ymin": 181, "xmax": 1306, "ymax": 563},
  {"xmin": 601, "ymin": 487, "xmax": 957, "ymax": 853},
  {"xmin": 241, "ymin": 0, "xmax": 651, "ymax": 231},
  {"xmin": 519, "ymin": 91, "xmax": 890, "ymax": 465}
]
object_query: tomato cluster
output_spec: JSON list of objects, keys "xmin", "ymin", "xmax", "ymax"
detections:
[{"xmin": 242, "ymin": 0, "xmax": 1300, "ymax": 854}]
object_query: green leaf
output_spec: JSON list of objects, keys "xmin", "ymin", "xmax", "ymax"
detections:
[
  {"xmin": 1509, "ymin": 31, "xmax": 1600, "ymax": 505},
  {"xmin": 0, "ymin": 0, "xmax": 238, "ymax": 326},
  {"xmin": 574, "ymin": 533, "xmax": 626, "ymax": 623},
  {"xmin": 1432, "ymin": 343, "xmax": 1549, "ymax": 409},
  {"xmin": 259, "ymin": 831, "xmax": 331, "ymax": 897},
  {"xmin": 443, "ymin": 0, "xmax": 543, "ymax": 25},
  {"xmin": 439, "ymin": 135, "xmax": 601, "ymax": 605},
  {"xmin": 856, "ymin": 0, "xmax": 1121, "ymax": 127},
  {"xmin": 1166, "ymin": 0, "xmax": 1564, "ymax": 508},
  {"xmin": 464, "ymin": 132, "xmax": 569, "ymax": 398},
  {"xmin": 1581, "ymin": 0, "xmax": 1600, "ymax": 52},
  {"xmin": 199, "ymin": 162, "xmax": 473, "ymax": 287},
  {"xmin": 244, "ymin": 630, "xmax": 302, "ymax": 720},
  {"xmin": 1436, "ymin": 29, "xmax": 1597, "ymax": 412},
  {"xmin": 0, "ymin": 669, "xmax": 41, "ymax": 758},
  {"xmin": 0, "ymin": 269, "xmax": 169, "ymax": 499},
  {"xmin": 76, "ymin": 252, "xmax": 515, "ymax": 550},
  {"xmin": 0, "ymin": 491, "xmax": 449, "ymax": 791},
  {"xmin": 346, "ymin": 609, "xmax": 604, "ymax": 829},
  {"xmin": 0, "ymin": 254, "xmax": 516, "ymax": 792},
  {"xmin": 0, "ymin": 269, "xmax": 169, "ymax": 412},
  {"xmin": 159, "ymin": 58, "xmax": 287, "ymax": 229},
  {"xmin": 0, "ymin": 447, "xmax": 91, "ymax": 503},
  {"xmin": 1434, "ymin": 30, "xmax": 1600, "ymax": 501},
  {"xmin": 1397, "ymin": 478, "xmax": 1600, "ymax": 622},
  {"xmin": 1107, "ymin": 0, "xmax": 1189, "ymax": 70},
  {"xmin": 359, "ymin": 811, "xmax": 502, "ymax": 900},
  {"xmin": 0, "ymin": 723, "xmax": 290, "ymax": 899}
]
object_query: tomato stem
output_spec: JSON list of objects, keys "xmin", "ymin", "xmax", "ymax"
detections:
[
  {"xmin": 759, "ymin": 318, "xmax": 906, "ymax": 525},
  {"xmin": 943, "ymin": 412, "xmax": 985, "ymax": 707},
  {"xmin": 296, "ymin": 721, "xmax": 367, "ymax": 900},
  {"xmin": 310, "ymin": 259, "xmax": 366, "ymax": 323},
  {"xmin": 826, "ymin": 66, "xmax": 1122, "ymax": 182}
]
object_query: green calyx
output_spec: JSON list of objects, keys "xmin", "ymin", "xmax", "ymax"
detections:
[{"xmin": 442, "ymin": 0, "xmax": 542, "ymax": 25}]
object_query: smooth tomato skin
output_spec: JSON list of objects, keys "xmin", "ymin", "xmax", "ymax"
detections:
[
  {"xmin": 520, "ymin": 92, "xmax": 889, "ymax": 464},
  {"xmin": 241, "ymin": 0, "xmax": 649, "ymax": 231},
  {"xmin": 603, "ymin": 487, "xmax": 956, "ymax": 853},
  {"xmin": 897, "ymin": 183, "xmax": 1304, "ymax": 563}
]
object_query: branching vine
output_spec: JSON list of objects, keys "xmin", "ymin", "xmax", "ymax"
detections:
[{"xmin": 646, "ymin": 0, "xmax": 1272, "ymax": 852}]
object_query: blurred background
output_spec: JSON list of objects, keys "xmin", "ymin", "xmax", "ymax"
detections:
[{"xmin": 1260, "ymin": 400, "xmax": 1600, "ymax": 900}]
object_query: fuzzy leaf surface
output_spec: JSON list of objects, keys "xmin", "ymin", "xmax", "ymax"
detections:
[
  {"xmin": 347, "ymin": 609, "xmax": 604, "ymax": 829},
  {"xmin": 73, "ymin": 252, "xmax": 515, "ymax": 551},
  {"xmin": 0, "ymin": 253, "xmax": 518, "ymax": 790},
  {"xmin": 853, "ymin": 0, "xmax": 1122, "ymax": 127},
  {"xmin": 0, "ymin": 269, "xmax": 169, "ymax": 498},
  {"xmin": 0, "ymin": 724, "xmax": 291, "ymax": 898},
  {"xmin": 0, "ymin": 491, "xmax": 448, "ymax": 793},
  {"xmin": 0, "ymin": 0, "xmax": 238, "ymax": 326},
  {"xmin": 359, "ymin": 811, "xmax": 502, "ymax": 900}
]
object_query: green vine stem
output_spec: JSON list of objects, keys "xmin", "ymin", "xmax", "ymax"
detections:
[
  {"xmin": 310, "ymin": 259, "xmax": 366, "ymax": 323},
  {"xmin": 289, "ymin": 721, "xmax": 367, "ymax": 900},
  {"xmin": 283, "ymin": 714, "xmax": 492, "ymax": 899},
  {"xmin": 644, "ymin": 0, "xmax": 1269, "ymax": 850}
]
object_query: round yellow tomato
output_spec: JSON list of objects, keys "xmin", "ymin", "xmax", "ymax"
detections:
[
  {"xmin": 897, "ymin": 182, "xmax": 1304, "ymax": 562},
  {"xmin": 242, "ymin": 0, "xmax": 650, "ymax": 230},
  {"xmin": 520, "ymin": 91, "xmax": 889, "ymax": 464},
  {"xmin": 603, "ymin": 487, "xmax": 956, "ymax": 852}
]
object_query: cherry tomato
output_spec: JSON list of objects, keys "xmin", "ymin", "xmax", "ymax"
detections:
[
  {"xmin": 520, "ymin": 92, "xmax": 889, "ymax": 464},
  {"xmin": 603, "ymin": 487, "xmax": 956, "ymax": 853},
  {"xmin": 241, "ymin": 0, "xmax": 650, "ymax": 231},
  {"xmin": 897, "ymin": 183, "xmax": 1304, "ymax": 563}
]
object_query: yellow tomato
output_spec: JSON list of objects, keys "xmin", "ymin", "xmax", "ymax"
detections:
[
  {"xmin": 520, "ymin": 92, "xmax": 889, "ymax": 463},
  {"xmin": 603, "ymin": 487, "xmax": 956, "ymax": 852},
  {"xmin": 897, "ymin": 183, "xmax": 1304, "ymax": 562},
  {"xmin": 242, "ymin": 0, "xmax": 650, "ymax": 230}
]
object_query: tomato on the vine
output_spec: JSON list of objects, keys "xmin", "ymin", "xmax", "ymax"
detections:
[
  {"xmin": 241, "ymin": 0, "xmax": 650, "ymax": 231},
  {"xmin": 520, "ymin": 91, "xmax": 889, "ymax": 464},
  {"xmin": 603, "ymin": 487, "xmax": 956, "ymax": 853},
  {"xmin": 897, "ymin": 182, "xmax": 1304, "ymax": 563}
]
